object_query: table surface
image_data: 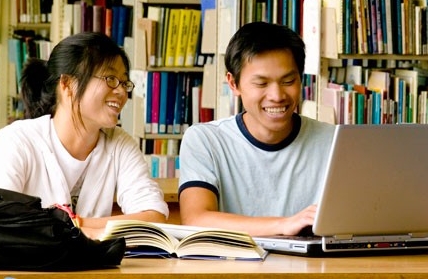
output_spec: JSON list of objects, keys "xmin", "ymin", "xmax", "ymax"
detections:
[{"xmin": 2, "ymin": 252, "xmax": 428, "ymax": 278}]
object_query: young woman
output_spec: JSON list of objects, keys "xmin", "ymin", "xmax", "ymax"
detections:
[{"xmin": 0, "ymin": 32, "xmax": 169, "ymax": 238}]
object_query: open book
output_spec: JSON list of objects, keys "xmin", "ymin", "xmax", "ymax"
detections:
[{"xmin": 100, "ymin": 220, "xmax": 268, "ymax": 261}]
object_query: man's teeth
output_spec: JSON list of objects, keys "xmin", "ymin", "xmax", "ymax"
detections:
[
  {"xmin": 265, "ymin": 107, "xmax": 286, "ymax": 113},
  {"xmin": 107, "ymin": 102, "xmax": 120, "ymax": 108}
]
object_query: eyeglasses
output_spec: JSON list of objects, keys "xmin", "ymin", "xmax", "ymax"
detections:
[{"xmin": 94, "ymin": 75, "xmax": 135, "ymax": 93}]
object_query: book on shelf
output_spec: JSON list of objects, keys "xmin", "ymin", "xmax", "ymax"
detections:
[
  {"xmin": 184, "ymin": 9, "xmax": 202, "ymax": 67},
  {"xmin": 151, "ymin": 72, "xmax": 161, "ymax": 134},
  {"xmin": 129, "ymin": 69, "xmax": 147, "ymax": 138},
  {"xmin": 158, "ymin": 72, "xmax": 169, "ymax": 134},
  {"xmin": 115, "ymin": 5, "xmax": 131, "ymax": 47},
  {"xmin": 105, "ymin": 7, "xmax": 113, "ymax": 37},
  {"xmin": 173, "ymin": 73, "xmax": 185, "ymax": 134},
  {"xmin": 136, "ymin": 18, "xmax": 157, "ymax": 68},
  {"xmin": 148, "ymin": 154, "xmax": 179, "ymax": 178},
  {"xmin": 164, "ymin": 9, "xmax": 181, "ymax": 67},
  {"xmin": 92, "ymin": 4, "xmax": 105, "ymax": 33},
  {"xmin": 322, "ymin": 0, "xmax": 343, "ymax": 54},
  {"xmin": 191, "ymin": 84, "xmax": 201, "ymax": 124},
  {"xmin": 8, "ymin": 38, "xmax": 24, "ymax": 93},
  {"xmin": 100, "ymin": 220, "xmax": 268, "ymax": 261},
  {"xmin": 147, "ymin": 6, "xmax": 166, "ymax": 67},
  {"xmin": 174, "ymin": 9, "xmax": 192, "ymax": 67},
  {"xmin": 394, "ymin": 69, "xmax": 418, "ymax": 123},
  {"xmin": 166, "ymin": 73, "xmax": 178, "ymax": 134},
  {"xmin": 145, "ymin": 71, "xmax": 153, "ymax": 134}
]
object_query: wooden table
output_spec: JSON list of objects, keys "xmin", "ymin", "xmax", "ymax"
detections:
[{"xmin": 1, "ymin": 252, "xmax": 428, "ymax": 278}]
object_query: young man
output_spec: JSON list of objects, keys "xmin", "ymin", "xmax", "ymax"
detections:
[{"xmin": 178, "ymin": 22, "xmax": 335, "ymax": 236}]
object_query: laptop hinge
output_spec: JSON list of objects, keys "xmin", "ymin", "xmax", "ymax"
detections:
[
  {"xmin": 333, "ymin": 234, "xmax": 353, "ymax": 240},
  {"xmin": 410, "ymin": 232, "xmax": 428, "ymax": 238}
]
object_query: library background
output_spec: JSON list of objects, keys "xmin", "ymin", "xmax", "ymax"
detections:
[{"xmin": 1, "ymin": 0, "xmax": 428, "ymax": 190}]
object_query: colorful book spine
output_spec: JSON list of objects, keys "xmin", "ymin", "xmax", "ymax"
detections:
[
  {"xmin": 116, "ymin": 5, "xmax": 129, "ymax": 47},
  {"xmin": 151, "ymin": 72, "xmax": 161, "ymax": 134},
  {"xmin": 173, "ymin": 73, "xmax": 184, "ymax": 134},
  {"xmin": 151, "ymin": 155, "xmax": 160, "ymax": 178},
  {"xmin": 137, "ymin": 18, "xmax": 157, "ymax": 67},
  {"xmin": 158, "ymin": 72, "xmax": 169, "ymax": 134},
  {"xmin": 174, "ymin": 9, "xmax": 192, "ymax": 66},
  {"xmin": 111, "ymin": 5, "xmax": 120, "ymax": 43},
  {"xmin": 166, "ymin": 73, "xmax": 177, "ymax": 134},
  {"xmin": 356, "ymin": 92, "xmax": 366, "ymax": 124},
  {"xmin": 145, "ymin": 71, "xmax": 153, "ymax": 134},
  {"xmin": 147, "ymin": 6, "xmax": 164, "ymax": 67},
  {"xmin": 164, "ymin": 9, "xmax": 181, "ymax": 67},
  {"xmin": 184, "ymin": 10, "xmax": 202, "ymax": 67}
]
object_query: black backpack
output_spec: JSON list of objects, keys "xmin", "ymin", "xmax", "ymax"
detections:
[{"xmin": 0, "ymin": 188, "xmax": 126, "ymax": 270}]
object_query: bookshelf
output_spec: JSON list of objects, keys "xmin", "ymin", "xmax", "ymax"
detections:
[
  {"xmin": 314, "ymin": 0, "xmax": 428, "ymax": 125},
  {"xmin": 208, "ymin": 0, "xmax": 428, "ymax": 126},
  {"xmin": 0, "ymin": 0, "xmax": 9, "ymax": 128},
  {"xmin": 125, "ymin": 0, "xmax": 207, "ymax": 189}
]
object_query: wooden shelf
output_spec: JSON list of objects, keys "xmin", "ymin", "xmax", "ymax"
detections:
[
  {"xmin": 147, "ymin": 66, "xmax": 204, "ymax": 72},
  {"xmin": 156, "ymin": 178, "xmax": 178, "ymax": 202},
  {"xmin": 139, "ymin": 0, "xmax": 200, "ymax": 4},
  {"xmin": 336, "ymin": 54, "xmax": 428, "ymax": 61},
  {"xmin": 11, "ymin": 23, "xmax": 50, "ymax": 29},
  {"xmin": 144, "ymin": 134, "xmax": 183, "ymax": 140}
]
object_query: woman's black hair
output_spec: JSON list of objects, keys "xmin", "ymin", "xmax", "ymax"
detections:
[{"xmin": 20, "ymin": 32, "xmax": 131, "ymax": 123}]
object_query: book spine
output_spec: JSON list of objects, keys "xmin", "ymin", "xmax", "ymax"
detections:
[
  {"xmin": 116, "ymin": 6, "xmax": 129, "ymax": 47},
  {"xmin": 145, "ymin": 71, "xmax": 153, "ymax": 134},
  {"xmin": 191, "ymin": 84, "xmax": 201, "ymax": 124},
  {"xmin": 105, "ymin": 8, "xmax": 112, "ymax": 37},
  {"xmin": 8, "ymin": 38, "xmax": 24, "ymax": 92},
  {"xmin": 164, "ymin": 9, "xmax": 181, "ymax": 67},
  {"xmin": 356, "ymin": 92, "xmax": 365, "ymax": 124},
  {"xmin": 151, "ymin": 72, "xmax": 161, "ymax": 134},
  {"xmin": 184, "ymin": 10, "xmax": 202, "ymax": 67},
  {"xmin": 160, "ymin": 8, "xmax": 170, "ymax": 67},
  {"xmin": 423, "ymin": 7, "xmax": 427, "ymax": 55},
  {"xmin": 158, "ymin": 72, "xmax": 169, "ymax": 134},
  {"xmin": 343, "ymin": 0, "xmax": 352, "ymax": 54},
  {"xmin": 166, "ymin": 73, "xmax": 177, "ymax": 134},
  {"xmin": 167, "ymin": 156, "xmax": 176, "ymax": 178},
  {"xmin": 73, "ymin": 2, "xmax": 82, "ymax": 34},
  {"xmin": 370, "ymin": 0, "xmax": 378, "ymax": 54},
  {"xmin": 151, "ymin": 155, "xmax": 160, "ymax": 178},
  {"xmin": 174, "ymin": 9, "xmax": 192, "ymax": 66},
  {"xmin": 92, "ymin": 5, "xmax": 105, "ymax": 33},
  {"xmin": 384, "ymin": 0, "xmax": 393, "ymax": 54},
  {"xmin": 173, "ymin": 73, "xmax": 184, "ymax": 134},
  {"xmin": 375, "ymin": 0, "xmax": 384, "ymax": 54}
]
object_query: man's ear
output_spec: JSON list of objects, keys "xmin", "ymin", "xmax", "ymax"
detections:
[{"xmin": 226, "ymin": 72, "xmax": 240, "ymax": 97}]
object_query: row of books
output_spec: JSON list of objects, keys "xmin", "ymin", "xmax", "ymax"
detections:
[
  {"xmin": 143, "ymin": 6, "xmax": 202, "ymax": 68},
  {"xmin": 342, "ymin": 0, "xmax": 428, "ymax": 55},
  {"xmin": 8, "ymin": 29, "xmax": 52, "ymax": 94},
  {"xmin": 145, "ymin": 154, "xmax": 180, "ymax": 179},
  {"xmin": 12, "ymin": 0, "xmax": 53, "ymax": 24},
  {"xmin": 62, "ymin": 1, "xmax": 132, "ymax": 47},
  {"xmin": 239, "ymin": 0, "xmax": 303, "ymax": 34},
  {"xmin": 135, "ymin": 71, "xmax": 213, "ymax": 135},
  {"xmin": 144, "ymin": 139, "xmax": 180, "ymax": 156},
  {"xmin": 321, "ymin": 68, "xmax": 428, "ymax": 125}
]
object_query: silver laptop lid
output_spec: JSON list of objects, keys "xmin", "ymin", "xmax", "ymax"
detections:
[{"xmin": 313, "ymin": 124, "xmax": 428, "ymax": 238}]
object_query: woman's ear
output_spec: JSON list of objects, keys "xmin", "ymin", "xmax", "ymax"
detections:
[{"xmin": 59, "ymin": 74, "xmax": 75, "ymax": 97}]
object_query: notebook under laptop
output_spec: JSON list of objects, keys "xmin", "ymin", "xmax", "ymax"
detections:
[{"xmin": 254, "ymin": 124, "xmax": 428, "ymax": 256}]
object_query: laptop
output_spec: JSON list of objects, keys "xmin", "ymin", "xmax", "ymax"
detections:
[{"xmin": 254, "ymin": 124, "xmax": 428, "ymax": 256}]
